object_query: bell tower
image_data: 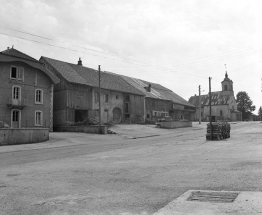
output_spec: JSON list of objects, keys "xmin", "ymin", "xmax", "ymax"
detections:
[{"xmin": 221, "ymin": 64, "xmax": 233, "ymax": 95}]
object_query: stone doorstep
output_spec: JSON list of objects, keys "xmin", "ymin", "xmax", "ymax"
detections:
[{"xmin": 153, "ymin": 190, "xmax": 262, "ymax": 215}]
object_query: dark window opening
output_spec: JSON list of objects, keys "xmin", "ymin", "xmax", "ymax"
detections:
[
  {"xmin": 104, "ymin": 94, "xmax": 109, "ymax": 102},
  {"xmin": 147, "ymin": 114, "xmax": 150, "ymax": 119},
  {"xmin": 124, "ymin": 114, "xmax": 130, "ymax": 119},
  {"xmin": 124, "ymin": 103, "xmax": 129, "ymax": 113},
  {"xmin": 11, "ymin": 67, "xmax": 17, "ymax": 78},
  {"xmin": 224, "ymin": 85, "xmax": 227, "ymax": 91},
  {"xmin": 75, "ymin": 110, "xmax": 88, "ymax": 122},
  {"xmin": 116, "ymin": 95, "xmax": 118, "ymax": 99},
  {"xmin": 220, "ymin": 110, "xmax": 223, "ymax": 116},
  {"xmin": 124, "ymin": 95, "xmax": 130, "ymax": 101}
]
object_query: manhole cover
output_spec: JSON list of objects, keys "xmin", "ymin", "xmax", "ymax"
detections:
[{"xmin": 187, "ymin": 191, "xmax": 239, "ymax": 203}]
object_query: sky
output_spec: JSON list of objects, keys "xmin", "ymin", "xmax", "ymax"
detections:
[{"xmin": 0, "ymin": 0, "xmax": 261, "ymax": 112}]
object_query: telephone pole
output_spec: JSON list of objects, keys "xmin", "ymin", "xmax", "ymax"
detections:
[
  {"xmin": 209, "ymin": 77, "xmax": 212, "ymax": 140},
  {"xmin": 199, "ymin": 85, "xmax": 201, "ymax": 124},
  {"xmin": 98, "ymin": 65, "xmax": 101, "ymax": 133}
]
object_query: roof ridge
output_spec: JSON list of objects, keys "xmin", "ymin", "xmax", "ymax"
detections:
[{"xmin": 1, "ymin": 48, "xmax": 38, "ymax": 62}]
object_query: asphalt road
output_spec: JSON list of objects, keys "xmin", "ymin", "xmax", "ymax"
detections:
[{"xmin": 0, "ymin": 122, "xmax": 262, "ymax": 215}]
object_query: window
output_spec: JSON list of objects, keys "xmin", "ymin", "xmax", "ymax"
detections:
[
  {"xmin": 116, "ymin": 95, "xmax": 118, "ymax": 99},
  {"xmin": 124, "ymin": 95, "xmax": 130, "ymax": 101},
  {"xmin": 35, "ymin": 89, "xmax": 43, "ymax": 104},
  {"xmin": 10, "ymin": 66, "xmax": 24, "ymax": 81},
  {"xmin": 35, "ymin": 111, "xmax": 43, "ymax": 126},
  {"xmin": 220, "ymin": 110, "xmax": 223, "ymax": 116},
  {"xmin": 147, "ymin": 114, "xmax": 150, "ymax": 119},
  {"xmin": 224, "ymin": 85, "xmax": 227, "ymax": 91},
  {"xmin": 12, "ymin": 86, "xmax": 20, "ymax": 100},
  {"xmin": 104, "ymin": 94, "xmax": 109, "ymax": 102},
  {"xmin": 124, "ymin": 103, "xmax": 129, "ymax": 113},
  {"xmin": 95, "ymin": 93, "xmax": 98, "ymax": 102}
]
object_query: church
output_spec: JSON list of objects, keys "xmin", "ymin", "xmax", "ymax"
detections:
[{"xmin": 188, "ymin": 73, "xmax": 242, "ymax": 122}]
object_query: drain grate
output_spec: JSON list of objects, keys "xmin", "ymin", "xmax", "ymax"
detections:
[{"xmin": 187, "ymin": 191, "xmax": 239, "ymax": 203}]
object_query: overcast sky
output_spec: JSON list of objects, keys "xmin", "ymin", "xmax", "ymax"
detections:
[{"xmin": 1, "ymin": 0, "xmax": 261, "ymax": 112}]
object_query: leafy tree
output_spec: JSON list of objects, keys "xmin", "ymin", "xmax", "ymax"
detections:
[
  {"xmin": 258, "ymin": 106, "xmax": 262, "ymax": 121},
  {"xmin": 236, "ymin": 91, "xmax": 256, "ymax": 120}
]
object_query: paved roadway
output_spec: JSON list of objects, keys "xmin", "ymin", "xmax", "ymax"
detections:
[{"xmin": 0, "ymin": 122, "xmax": 261, "ymax": 215}]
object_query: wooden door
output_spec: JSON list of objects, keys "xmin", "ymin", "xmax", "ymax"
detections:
[{"xmin": 12, "ymin": 110, "xmax": 20, "ymax": 128}]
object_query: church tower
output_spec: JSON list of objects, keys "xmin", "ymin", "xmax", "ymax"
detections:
[{"xmin": 221, "ymin": 71, "xmax": 234, "ymax": 96}]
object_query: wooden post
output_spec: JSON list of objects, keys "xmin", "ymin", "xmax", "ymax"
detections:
[
  {"xmin": 209, "ymin": 77, "xmax": 212, "ymax": 140},
  {"xmin": 98, "ymin": 65, "xmax": 101, "ymax": 133},
  {"xmin": 199, "ymin": 85, "xmax": 201, "ymax": 124}
]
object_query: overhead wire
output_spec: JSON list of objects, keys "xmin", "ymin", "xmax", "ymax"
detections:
[
  {"xmin": 2, "ymin": 25, "xmax": 261, "ymax": 70},
  {"xmin": 1, "ymin": 27, "xmax": 261, "ymax": 80}
]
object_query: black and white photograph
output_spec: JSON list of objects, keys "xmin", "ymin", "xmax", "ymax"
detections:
[{"xmin": 0, "ymin": 0, "xmax": 262, "ymax": 214}]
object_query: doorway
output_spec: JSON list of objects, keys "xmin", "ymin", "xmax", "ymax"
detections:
[
  {"xmin": 75, "ymin": 110, "xmax": 88, "ymax": 122},
  {"xmin": 11, "ymin": 110, "xmax": 21, "ymax": 128},
  {"xmin": 113, "ymin": 107, "xmax": 122, "ymax": 123}
]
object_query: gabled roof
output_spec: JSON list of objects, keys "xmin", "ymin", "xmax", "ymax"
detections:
[
  {"xmin": 41, "ymin": 57, "xmax": 143, "ymax": 95},
  {"xmin": 120, "ymin": 75, "xmax": 195, "ymax": 107},
  {"xmin": 40, "ymin": 56, "xmax": 194, "ymax": 107},
  {"xmin": 1, "ymin": 47, "xmax": 38, "ymax": 62},
  {"xmin": 188, "ymin": 92, "xmax": 231, "ymax": 107},
  {"xmin": 0, "ymin": 48, "xmax": 59, "ymax": 84}
]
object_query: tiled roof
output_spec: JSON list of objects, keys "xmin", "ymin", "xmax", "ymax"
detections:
[
  {"xmin": 41, "ymin": 57, "xmax": 144, "ymax": 95},
  {"xmin": 1, "ymin": 48, "xmax": 38, "ymax": 62},
  {"xmin": 40, "ymin": 56, "xmax": 194, "ymax": 106},
  {"xmin": 188, "ymin": 92, "xmax": 231, "ymax": 107},
  {"xmin": 120, "ymin": 75, "xmax": 195, "ymax": 107}
]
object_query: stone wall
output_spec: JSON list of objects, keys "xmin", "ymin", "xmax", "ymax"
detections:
[
  {"xmin": 159, "ymin": 121, "xmax": 192, "ymax": 129},
  {"xmin": 0, "ymin": 128, "xmax": 49, "ymax": 145}
]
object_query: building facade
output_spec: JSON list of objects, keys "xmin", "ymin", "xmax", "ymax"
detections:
[
  {"xmin": 0, "ymin": 47, "xmax": 59, "ymax": 130},
  {"xmin": 40, "ymin": 57, "xmax": 145, "ymax": 127},
  {"xmin": 188, "ymin": 73, "xmax": 242, "ymax": 122},
  {"xmin": 120, "ymin": 76, "xmax": 196, "ymax": 121}
]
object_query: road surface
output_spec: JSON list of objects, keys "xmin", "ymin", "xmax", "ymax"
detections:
[{"xmin": 0, "ymin": 122, "xmax": 261, "ymax": 215}]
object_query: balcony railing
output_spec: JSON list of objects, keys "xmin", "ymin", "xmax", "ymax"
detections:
[{"xmin": 7, "ymin": 98, "xmax": 28, "ymax": 109}]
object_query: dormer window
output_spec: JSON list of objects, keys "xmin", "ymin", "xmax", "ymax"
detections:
[
  {"xmin": 10, "ymin": 66, "xmax": 24, "ymax": 81},
  {"xmin": 224, "ymin": 85, "xmax": 227, "ymax": 91}
]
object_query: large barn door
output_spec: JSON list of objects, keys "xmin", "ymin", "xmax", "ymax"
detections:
[{"xmin": 113, "ymin": 107, "xmax": 122, "ymax": 123}]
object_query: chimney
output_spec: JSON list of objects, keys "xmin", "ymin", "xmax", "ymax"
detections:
[
  {"xmin": 148, "ymin": 84, "xmax": 151, "ymax": 92},
  {"xmin": 77, "ymin": 57, "xmax": 82, "ymax": 66}
]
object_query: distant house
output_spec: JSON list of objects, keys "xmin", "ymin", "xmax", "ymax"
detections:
[
  {"xmin": 40, "ymin": 57, "xmax": 145, "ymax": 128},
  {"xmin": 188, "ymin": 73, "xmax": 242, "ymax": 122},
  {"xmin": 0, "ymin": 47, "xmax": 59, "ymax": 130},
  {"xmin": 120, "ymin": 76, "xmax": 196, "ymax": 121}
]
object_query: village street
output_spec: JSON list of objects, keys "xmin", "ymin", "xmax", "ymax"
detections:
[{"xmin": 0, "ymin": 122, "xmax": 262, "ymax": 215}]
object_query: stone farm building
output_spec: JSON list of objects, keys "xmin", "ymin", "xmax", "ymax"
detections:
[
  {"xmin": 40, "ymin": 57, "xmax": 195, "ymax": 128},
  {"xmin": 188, "ymin": 72, "xmax": 242, "ymax": 122},
  {"xmin": 40, "ymin": 57, "xmax": 145, "ymax": 127},
  {"xmin": 0, "ymin": 47, "xmax": 59, "ymax": 130},
  {"xmin": 119, "ymin": 75, "xmax": 196, "ymax": 121}
]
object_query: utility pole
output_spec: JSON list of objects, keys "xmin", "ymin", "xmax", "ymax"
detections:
[
  {"xmin": 98, "ymin": 65, "xmax": 101, "ymax": 133},
  {"xmin": 209, "ymin": 77, "xmax": 212, "ymax": 140},
  {"xmin": 199, "ymin": 85, "xmax": 201, "ymax": 124}
]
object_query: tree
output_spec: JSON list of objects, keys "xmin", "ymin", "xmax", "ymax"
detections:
[
  {"xmin": 258, "ymin": 106, "xmax": 262, "ymax": 121},
  {"xmin": 236, "ymin": 91, "xmax": 256, "ymax": 121}
]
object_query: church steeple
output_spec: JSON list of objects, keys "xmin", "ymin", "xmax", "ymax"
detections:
[{"xmin": 221, "ymin": 64, "xmax": 233, "ymax": 94}]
